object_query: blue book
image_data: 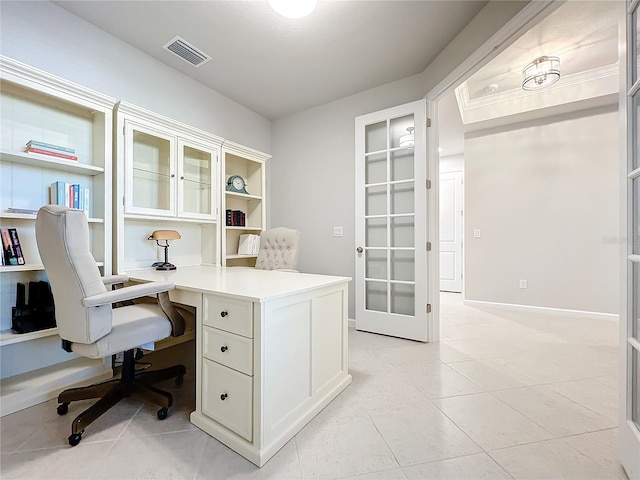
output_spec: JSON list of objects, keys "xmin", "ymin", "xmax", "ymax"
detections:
[
  {"xmin": 27, "ymin": 140, "xmax": 75, "ymax": 154},
  {"xmin": 73, "ymin": 184, "xmax": 80, "ymax": 209}
]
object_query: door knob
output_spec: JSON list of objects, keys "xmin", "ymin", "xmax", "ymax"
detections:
[
  {"xmin": 220, "ymin": 345, "xmax": 228, "ymax": 352},
  {"xmin": 356, "ymin": 247, "xmax": 363, "ymax": 253},
  {"xmin": 220, "ymin": 393, "xmax": 228, "ymax": 401}
]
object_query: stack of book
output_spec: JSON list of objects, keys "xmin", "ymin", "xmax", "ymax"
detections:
[
  {"xmin": 1, "ymin": 228, "xmax": 25, "ymax": 266},
  {"xmin": 50, "ymin": 181, "xmax": 90, "ymax": 217},
  {"xmin": 25, "ymin": 140, "xmax": 77, "ymax": 161},
  {"xmin": 226, "ymin": 209, "xmax": 246, "ymax": 227}
]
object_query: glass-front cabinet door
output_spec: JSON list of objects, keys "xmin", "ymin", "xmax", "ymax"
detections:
[
  {"xmin": 178, "ymin": 140, "xmax": 217, "ymax": 221},
  {"xmin": 124, "ymin": 121, "xmax": 176, "ymax": 217}
]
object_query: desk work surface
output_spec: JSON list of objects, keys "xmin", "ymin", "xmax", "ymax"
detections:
[{"xmin": 126, "ymin": 265, "xmax": 351, "ymax": 302}]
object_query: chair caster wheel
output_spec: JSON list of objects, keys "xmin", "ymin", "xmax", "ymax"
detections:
[
  {"xmin": 57, "ymin": 403, "xmax": 69, "ymax": 415},
  {"xmin": 135, "ymin": 348, "xmax": 144, "ymax": 361},
  {"xmin": 175, "ymin": 375, "xmax": 184, "ymax": 386},
  {"xmin": 157, "ymin": 407, "xmax": 168, "ymax": 420},
  {"xmin": 68, "ymin": 433, "xmax": 82, "ymax": 446}
]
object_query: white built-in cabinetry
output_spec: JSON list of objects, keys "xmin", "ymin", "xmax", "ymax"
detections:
[
  {"xmin": 222, "ymin": 144, "xmax": 269, "ymax": 266},
  {"xmin": 0, "ymin": 56, "xmax": 113, "ymax": 416},
  {"xmin": 114, "ymin": 101, "xmax": 223, "ymax": 274}
]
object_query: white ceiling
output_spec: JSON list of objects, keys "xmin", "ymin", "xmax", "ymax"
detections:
[
  {"xmin": 54, "ymin": 0, "xmax": 487, "ymax": 120},
  {"xmin": 438, "ymin": 0, "xmax": 620, "ymax": 157}
]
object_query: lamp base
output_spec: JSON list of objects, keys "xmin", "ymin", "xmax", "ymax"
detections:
[{"xmin": 153, "ymin": 262, "xmax": 176, "ymax": 271}]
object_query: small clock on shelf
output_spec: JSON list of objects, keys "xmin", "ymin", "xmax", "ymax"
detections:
[{"xmin": 226, "ymin": 175, "xmax": 249, "ymax": 194}]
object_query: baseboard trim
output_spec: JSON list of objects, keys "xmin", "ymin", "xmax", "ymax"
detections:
[{"xmin": 462, "ymin": 299, "xmax": 619, "ymax": 321}]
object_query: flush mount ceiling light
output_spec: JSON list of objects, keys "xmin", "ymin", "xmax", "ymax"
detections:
[
  {"xmin": 268, "ymin": 0, "xmax": 318, "ymax": 18},
  {"xmin": 522, "ymin": 56, "xmax": 560, "ymax": 91},
  {"xmin": 399, "ymin": 127, "xmax": 415, "ymax": 147}
]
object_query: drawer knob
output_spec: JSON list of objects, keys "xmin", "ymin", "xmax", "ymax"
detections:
[
  {"xmin": 220, "ymin": 345, "xmax": 228, "ymax": 353},
  {"xmin": 220, "ymin": 393, "xmax": 228, "ymax": 401},
  {"xmin": 220, "ymin": 311, "xmax": 228, "ymax": 317}
]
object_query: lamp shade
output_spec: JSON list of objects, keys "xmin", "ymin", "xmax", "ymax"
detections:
[
  {"xmin": 522, "ymin": 56, "xmax": 560, "ymax": 91},
  {"xmin": 148, "ymin": 230, "xmax": 181, "ymax": 241}
]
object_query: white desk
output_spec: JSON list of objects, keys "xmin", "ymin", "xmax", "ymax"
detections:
[{"xmin": 128, "ymin": 266, "xmax": 352, "ymax": 467}]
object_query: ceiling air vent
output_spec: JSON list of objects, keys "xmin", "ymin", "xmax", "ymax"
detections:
[{"xmin": 163, "ymin": 36, "xmax": 211, "ymax": 67}]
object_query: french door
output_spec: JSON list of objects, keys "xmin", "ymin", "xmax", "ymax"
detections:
[
  {"xmin": 354, "ymin": 100, "xmax": 429, "ymax": 341},
  {"xmin": 622, "ymin": 1, "xmax": 640, "ymax": 477}
]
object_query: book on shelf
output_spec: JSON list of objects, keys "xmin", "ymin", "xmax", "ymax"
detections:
[
  {"xmin": 6, "ymin": 207, "xmax": 38, "ymax": 215},
  {"xmin": 238, "ymin": 234, "xmax": 260, "ymax": 255},
  {"xmin": 1, "ymin": 227, "xmax": 18, "ymax": 266},
  {"xmin": 8, "ymin": 228, "xmax": 25, "ymax": 265},
  {"xmin": 50, "ymin": 181, "xmax": 90, "ymax": 216},
  {"xmin": 26, "ymin": 146, "xmax": 78, "ymax": 161},
  {"xmin": 225, "ymin": 209, "xmax": 246, "ymax": 227},
  {"xmin": 26, "ymin": 140, "xmax": 75, "ymax": 154}
]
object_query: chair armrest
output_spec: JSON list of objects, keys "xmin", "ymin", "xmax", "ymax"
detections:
[
  {"xmin": 101, "ymin": 274, "xmax": 130, "ymax": 286},
  {"xmin": 83, "ymin": 281, "xmax": 174, "ymax": 307}
]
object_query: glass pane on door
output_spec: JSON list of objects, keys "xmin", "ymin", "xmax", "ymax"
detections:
[
  {"xmin": 390, "ymin": 283, "xmax": 415, "ymax": 316},
  {"xmin": 365, "ymin": 121, "xmax": 387, "ymax": 153},
  {"xmin": 182, "ymin": 145, "xmax": 212, "ymax": 215},
  {"xmin": 391, "ymin": 250, "xmax": 414, "ymax": 281},
  {"xmin": 391, "ymin": 217, "xmax": 414, "ymax": 247},
  {"xmin": 366, "ymin": 152, "xmax": 387, "ymax": 184},
  {"xmin": 366, "ymin": 250, "xmax": 387, "ymax": 280},
  {"xmin": 366, "ymin": 218, "xmax": 387, "ymax": 247},
  {"xmin": 634, "ymin": 262, "xmax": 640, "ymax": 340},
  {"xmin": 391, "ymin": 149, "xmax": 414, "ymax": 181},
  {"xmin": 366, "ymin": 185, "xmax": 387, "ymax": 216},
  {"xmin": 132, "ymin": 130, "xmax": 171, "ymax": 211},
  {"xmin": 633, "ymin": 348, "xmax": 639, "ymax": 428},
  {"xmin": 366, "ymin": 281, "xmax": 387, "ymax": 312}
]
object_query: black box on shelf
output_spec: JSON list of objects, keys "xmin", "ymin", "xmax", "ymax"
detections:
[{"xmin": 11, "ymin": 281, "xmax": 56, "ymax": 334}]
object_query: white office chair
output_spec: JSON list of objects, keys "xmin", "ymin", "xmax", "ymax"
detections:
[
  {"xmin": 254, "ymin": 227, "xmax": 300, "ymax": 271},
  {"xmin": 35, "ymin": 205, "xmax": 187, "ymax": 447}
]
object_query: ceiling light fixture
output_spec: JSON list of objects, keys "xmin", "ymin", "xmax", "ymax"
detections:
[
  {"xmin": 522, "ymin": 56, "xmax": 560, "ymax": 91},
  {"xmin": 399, "ymin": 127, "xmax": 415, "ymax": 147},
  {"xmin": 268, "ymin": 0, "xmax": 318, "ymax": 18}
]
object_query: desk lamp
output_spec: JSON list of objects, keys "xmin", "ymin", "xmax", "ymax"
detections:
[{"xmin": 148, "ymin": 230, "xmax": 181, "ymax": 270}]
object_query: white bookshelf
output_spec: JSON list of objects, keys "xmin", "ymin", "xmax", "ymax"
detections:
[{"xmin": 0, "ymin": 56, "xmax": 115, "ymax": 416}]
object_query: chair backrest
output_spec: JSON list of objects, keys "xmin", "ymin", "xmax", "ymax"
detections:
[
  {"xmin": 255, "ymin": 227, "xmax": 300, "ymax": 271},
  {"xmin": 35, "ymin": 205, "xmax": 112, "ymax": 344}
]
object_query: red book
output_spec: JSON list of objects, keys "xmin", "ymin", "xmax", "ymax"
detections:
[{"xmin": 27, "ymin": 147, "xmax": 78, "ymax": 161}]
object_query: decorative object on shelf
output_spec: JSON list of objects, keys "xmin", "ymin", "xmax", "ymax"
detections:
[
  {"xmin": 148, "ymin": 229, "xmax": 181, "ymax": 270},
  {"xmin": 226, "ymin": 175, "xmax": 249, "ymax": 194},
  {"xmin": 11, "ymin": 281, "xmax": 56, "ymax": 334},
  {"xmin": 6, "ymin": 207, "xmax": 38, "ymax": 215},
  {"xmin": 522, "ymin": 56, "xmax": 560, "ymax": 91},
  {"xmin": 268, "ymin": 0, "xmax": 318, "ymax": 18},
  {"xmin": 399, "ymin": 126, "xmax": 415, "ymax": 147},
  {"xmin": 25, "ymin": 140, "xmax": 78, "ymax": 161}
]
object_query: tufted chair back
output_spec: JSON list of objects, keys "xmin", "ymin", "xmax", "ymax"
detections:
[{"xmin": 254, "ymin": 227, "xmax": 300, "ymax": 271}]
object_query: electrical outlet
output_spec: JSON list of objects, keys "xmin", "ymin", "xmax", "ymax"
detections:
[
  {"xmin": 333, "ymin": 226, "xmax": 343, "ymax": 237},
  {"xmin": 519, "ymin": 279, "xmax": 528, "ymax": 289}
]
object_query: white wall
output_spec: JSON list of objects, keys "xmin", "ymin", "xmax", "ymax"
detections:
[
  {"xmin": 270, "ymin": 74, "xmax": 426, "ymax": 317},
  {"xmin": 0, "ymin": 1, "xmax": 270, "ymax": 153},
  {"xmin": 464, "ymin": 105, "xmax": 620, "ymax": 314}
]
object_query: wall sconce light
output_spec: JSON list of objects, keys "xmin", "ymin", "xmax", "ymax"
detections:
[
  {"xmin": 148, "ymin": 230, "xmax": 181, "ymax": 270},
  {"xmin": 399, "ymin": 127, "xmax": 415, "ymax": 147},
  {"xmin": 522, "ymin": 56, "xmax": 560, "ymax": 91}
]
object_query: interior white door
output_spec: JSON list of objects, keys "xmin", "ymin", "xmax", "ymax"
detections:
[
  {"xmin": 354, "ymin": 100, "xmax": 429, "ymax": 341},
  {"xmin": 439, "ymin": 171, "xmax": 463, "ymax": 293},
  {"xmin": 621, "ymin": 2, "xmax": 640, "ymax": 478}
]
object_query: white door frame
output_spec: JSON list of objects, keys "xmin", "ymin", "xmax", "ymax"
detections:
[
  {"xmin": 621, "ymin": 0, "xmax": 640, "ymax": 476},
  {"xmin": 423, "ymin": 0, "xmax": 559, "ymax": 344}
]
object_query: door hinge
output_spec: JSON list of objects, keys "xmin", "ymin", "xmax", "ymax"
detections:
[
  {"xmin": 426, "ymin": 179, "xmax": 432, "ymax": 189},
  {"xmin": 426, "ymin": 118, "xmax": 432, "ymax": 128},
  {"xmin": 426, "ymin": 241, "xmax": 431, "ymax": 251},
  {"xmin": 426, "ymin": 303, "xmax": 432, "ymax": 314}
]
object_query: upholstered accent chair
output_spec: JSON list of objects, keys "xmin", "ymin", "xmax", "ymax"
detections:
[
  {"xmin": 254, "ymin": 227, "xmax": 300, "ymax": 271},
  {"xmin": 35, "ymin": 205, "xmax": 187, "ymax": 447}
]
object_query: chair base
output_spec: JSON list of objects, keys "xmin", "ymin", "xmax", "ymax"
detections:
[{"xmin": 57, "ymin": 349, "xmax": 186, "ymax": 444}]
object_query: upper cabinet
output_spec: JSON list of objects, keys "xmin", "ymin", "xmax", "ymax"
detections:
[
  {"xmin": 117, "ymin": 102, "xmax": 221, "ymax": 222},
  {"xmin": 114, "ymin": 102, "xmax": 223, "ymax": 274}
]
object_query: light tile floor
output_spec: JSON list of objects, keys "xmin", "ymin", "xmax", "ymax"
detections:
[{"xmin": 0, "ymin": 293, "xmax": 629, "ymax": 479}]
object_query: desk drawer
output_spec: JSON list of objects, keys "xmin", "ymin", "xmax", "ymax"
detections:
[
  {"xmin": 203, "ymin": 295, "xmax": 253, "ymax": 338},
  {"xmin": 202, "ymin": 358, "xmax": 253, "ymax": 441},
  {"xmin": 203, "ymin": 326, "xmax": 253, "ymax": 375}
]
